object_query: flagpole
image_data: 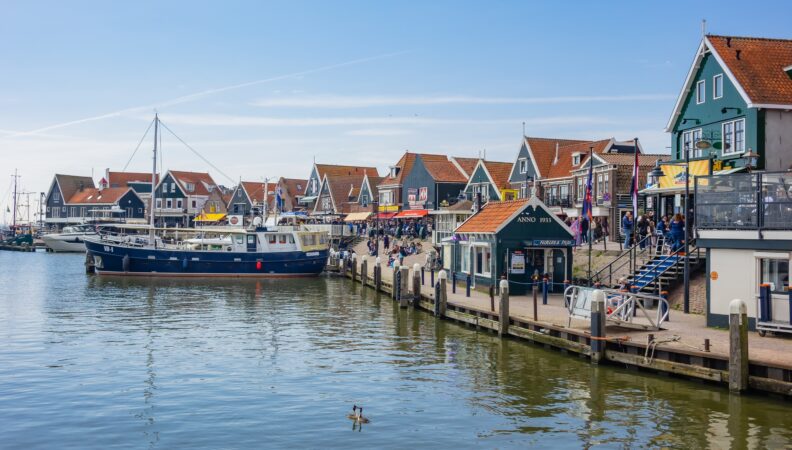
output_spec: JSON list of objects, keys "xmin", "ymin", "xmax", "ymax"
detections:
[{"xmin": 587, "ymin": 145, "xmax": 594, "ymax": 285}]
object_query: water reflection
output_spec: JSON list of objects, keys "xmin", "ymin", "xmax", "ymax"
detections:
[{"xmin": 0, "ymin": 252, "xmax": 791, "ymax": 449}]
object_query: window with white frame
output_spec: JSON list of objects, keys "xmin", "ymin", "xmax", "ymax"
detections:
[
  {"xmin": 576, "ymin": 177, "xmax": 584, "ymax": 201},
  {"xmin": 759, "ymin": 256, "xmax": 789, "ymax": 294},
  {"xmin": 473, "ymin": 245, "xmax": 491, "ymax": 276},
  {"xmin": 166, "ymin": 199, "xmax": 172, "ymax": 209},
  {"xmin": 176, "ymin": 199, "xmax": 183, "ymax": 209},
  {"xmin": 572, "ymin": 154, "xmax": 581, "ymax": 166},
  {"xmin": 461, "ymin": 244, "xmax": 471, "ymax": 273},
  {"xmin": 379, "ymin": 190, "xmax": 393, "ymax": 205},
  {"xmin": 713, "ymin": 74, "xmax": 723, "ymax": 99},
  {"xmin": 170, "ymin": 183, "xmax": 175, "ymax": 193},
  {"xmin": 518, "ymin": 158, "xmax": 528, "ymax": 174},
  {"xmin": 682, "ymin": 128, "xmax": 703, "ymax": 158},
  {"xmin": 696, "ymin": 80, "xmax": 706, "ymax": 104},
  {"xmin": 156, "ymin": 199, "xmax": 162, "ymax": 208},
  {"xmin": 54, "ymin": 192, "xmax": 60, "ymax": 202},
  {"xmin": 722, "ymin": 118, "xmax": 745, "ymax": 155}
]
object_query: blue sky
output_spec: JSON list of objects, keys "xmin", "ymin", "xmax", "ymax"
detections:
[{"xmin": 2, "ymin": 0, "xmax": 791, "ymax": 216}]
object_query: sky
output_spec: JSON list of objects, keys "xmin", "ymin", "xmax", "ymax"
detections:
[{"xmin": 2, "ymin": 0, "xmax": 792, "ymax": 220}]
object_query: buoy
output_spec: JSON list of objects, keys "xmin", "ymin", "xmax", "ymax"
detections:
[{"xmin": 256, "ymin": 260, "xmax": 262, "ymax": 270}]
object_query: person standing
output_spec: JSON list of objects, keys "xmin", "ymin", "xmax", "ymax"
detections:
[
  {"xmin": 669, "ymin": 213, "xmax": 685, "ymax": 252},
  {"xmin": 571, "ymin": 217, "xmax": 581, "ymax": 248},
  {"xmin": 637, "ymin": 215, "xmax": 649, "ymax": 250},
  {"xmin": 581, "ymin": 217, "xmax": 589, "ymax": 244},
  {"xmin": 621, "ymin": 211, "xmax": 634, "ymax": 247},
  {"xmin": 383, "ymin": 233, "xmax": 390, "ymax": 251}
]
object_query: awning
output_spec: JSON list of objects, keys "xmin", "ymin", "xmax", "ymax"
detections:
[
  {"xmin": 640, "ymin": 160, "xmax": 711, "ymax": 195},
  {"xmin": 375, "ymin": 212, "xmax": 397, "ymax": 219},
  {"xmin": 394, "ymin": 209, "xmax": 429, "ymax": 219},
  {"xmin": 714, "ymin": 166, "xmax": 746, "ymax": 175},
  {"xmin": 344, "ymin": 212, "xmax": 372, "ymax": 222},
  {"xmin": 194, "ymin": 213, "xmax": 227, "ymax": 222},
  {"xmin": 298, "ymin": 196, "xmax": 317, "ymax": 204}
]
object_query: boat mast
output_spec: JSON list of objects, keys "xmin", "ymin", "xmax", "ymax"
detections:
[
  {"xmin": 11, "ymin": 169, "xmax": 18, "ymax": 230},
  {"xmin": 149, "ymin": 114, "xmax": 158, "ymax": 241}
]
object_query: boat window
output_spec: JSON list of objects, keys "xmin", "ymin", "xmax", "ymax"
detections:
[
  {"xmin": 279, "ymin": 235, "xmax": 287, "ymax": 244},
  {"xmin": 268, "ymin": 235, "xmax": 277, "ymax": 244},
  {"xmin": 288, "ymin": 235, "xmax": 295, "ymax": 243},
  {"xmin": 235, "ymin": 235, "xmax": 244, "ymax": 244},
  {"xmin": 247, "ymin": 235, "xmax": 256, "ymax": 244}
]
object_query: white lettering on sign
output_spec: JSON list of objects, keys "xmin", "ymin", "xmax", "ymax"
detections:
[{"xmin": 517, "ymin": 215, "xmax": 551, "ymax": 223}]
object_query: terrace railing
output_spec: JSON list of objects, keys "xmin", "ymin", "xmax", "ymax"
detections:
[{"xmin": 696, "ymin": 171, "xmax": 792, "ymax": 230}]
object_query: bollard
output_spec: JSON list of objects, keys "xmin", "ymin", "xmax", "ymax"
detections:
[
  {"xmin": 542, "ymin": 277, "xmax": 548, "ymax": 305},
  {"xmin": 350, "ymin": 254, "xmax": 357, "ymax": 282},
  {"xmin": 660, "ymin": 291, "xmax": 669, "ymax": 322},
  {"xmin": 532, "ymin": 279, "xmax": 539, "ymax": 321},
  {"xmin": 591, "ymin": 289, "xmax": 607, "ymax": 364},
  {"xmin": 375, "ymin": 257, "xmax": 382, "ymax": 293},
  {"xmin": 729, "ymin": 299, "xmax": 749, "ymax": 393},
  {"xmin": 434, "ymin": 279, "xmax": 441, "ymax": 315},
  {"xmin": 452, "ymin": 272, "xmax": 457, "ymax": 294},
  {"xmin": 759, "ymin": 283, "xmax": 772, "ymax": 323},
  {"xmin": 489, "ymin": 285, "xmax": 495, "ymax": 312},
  {"xmin": 437, "ymin": 270, "xmax": 448, "ymax": 317},
  {"xmin": 392, "ymin": 265, "xmax": 399, "ymax": 300},
  {"xmin": 361, "ymin": 258, "xmax": 368, "ymax": 287},
  {"xmin": 704, "ymin": 338, "xmax": 711, "ymax": 352},
  {"xmin": 399, "ymin": 266, "xmax": 410, "ymax": 308},
  {"xmin": 466, "ymin": 274, "xmax": 471, "ymax": 298},
  {"xmin": 431, "ymin": 269, "xmax": 435, "ymax": 288},
  {"xmin": 421, "ymin": 267, "xmax": 425, "ymax": 286},
  {"xmin": 412, "ymin": 263, "xmax": 422, "ymax": 308},
  {"xmin": 499, "ymin": 279, "xmax": 510, "ymax": 337}
]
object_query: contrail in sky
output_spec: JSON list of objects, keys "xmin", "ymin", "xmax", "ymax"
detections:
[{"xmin": 1, "ymin": 50, "xmax": 408, "ymax": 140}]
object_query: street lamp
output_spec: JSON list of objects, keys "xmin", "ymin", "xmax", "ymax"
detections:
[
  {"xmin": 649, "ymin": 158, "xmax": 691, "ymax": 314},
  {"xmin": 372, "ymin": 200, "xmax": 379, "ymax": 257},
  {"xmin": 744, "ymin": 149, "xmax": 759, "ymax": 172}
]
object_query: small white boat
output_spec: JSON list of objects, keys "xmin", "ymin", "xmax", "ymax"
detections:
[{"xmin": 41, "ymin": 225, "xmax": 97, "ymax": 252}]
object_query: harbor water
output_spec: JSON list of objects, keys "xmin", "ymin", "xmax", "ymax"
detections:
[{"xmin": 1, "ymin": 251, "xmax": 791, "ymax": 449}]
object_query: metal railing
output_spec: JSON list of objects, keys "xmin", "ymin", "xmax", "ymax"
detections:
[
  {"xmin": 590, "ymin": 234, "xmax": 654, "ymax": 287},
  {"xmin": 565, "ymin": 285, "xmax": 670, "ymax": 331},
  {"xmin": 696, "ymin": 171, "xmax": 792, "ymax": 230},
  {"xmin": 544, "ymin": 195, "xmax": 574, "ymax": 208}
]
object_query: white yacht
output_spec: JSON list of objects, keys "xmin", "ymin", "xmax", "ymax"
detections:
[{"xmin": 41, "ymin": 225, "xmax": 97, "ymax": 252}]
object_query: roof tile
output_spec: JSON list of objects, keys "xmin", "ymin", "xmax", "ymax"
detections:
[{"xmin": 456, "ymin": 199, "xmax": 527, "ymax": 233}]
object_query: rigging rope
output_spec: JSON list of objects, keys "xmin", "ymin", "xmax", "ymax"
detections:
[
  {"xmin": 158, "ymin": 120, "xmax": 235, "ymax": 185},
  {"xmin": 121, "ymin": 118, "xmax": 155, "ymax": 172}
]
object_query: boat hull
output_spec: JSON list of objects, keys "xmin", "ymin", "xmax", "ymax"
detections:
[
  {"xmin": 41, "ymin": 234, "xmax": 91, "ymax": 252},
  {"xmin": 84, "ymin": 239, "xmax": 328, "ymax": 277}
]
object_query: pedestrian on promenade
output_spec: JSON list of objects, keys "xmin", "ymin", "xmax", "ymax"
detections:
[
  {"xmin": 669, "ymin": 213, "xmax": 685, "ymax": 252},
  {"xmin": 621, "ymin": 211, "xmax": 634, "ymax": 247},
  {"xmin": 571, "ymin": 217, "xmax": 581, "ymax": 248},
  {"xmin": 637, "ymin": 215, "xmax": 649, "ymax": 250}
]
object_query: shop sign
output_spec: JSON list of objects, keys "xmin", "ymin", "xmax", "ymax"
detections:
[
  {"xmin": 510, "ymin": 251, "xmax": 525, "ymax": 274},
  {"xmin": 408, "ymin": 187, "xmax": 428, "ymax": 210},
  {"xmin": 527, "ymin": 239, "xmax": 574, "ymax": 247}
]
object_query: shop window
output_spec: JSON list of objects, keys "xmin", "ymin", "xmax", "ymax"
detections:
[
  {"xmin": 461, "ymin": 244, "xmax": 471, "ymax": 273},
  {"xmin": 759, "ymin": 257, "xmax": 789, "ymax": 294},
  {"xmin": 474, "ymin": 245, "xmax": 491, "ymax": 276},
  {"xmin": 722, "ymin": 118, "xmax": 745, "ymax": 155}
]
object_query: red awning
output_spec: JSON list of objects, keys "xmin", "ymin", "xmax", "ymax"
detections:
[
  {"xmin": 375, "ymin": 212, "xmax": 397, "ymax": 219},
  {"xmin": 394, "ymin": 209, "xmax": 429, "ymax": 219}
]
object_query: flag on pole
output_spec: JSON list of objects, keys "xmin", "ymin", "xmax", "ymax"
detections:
[
  {"xmin": 630, "ymin": 141, "xmax": 640, "ymax": 217},
  {"xmin": 582, "ymin": 150, "xmax": 594, "ymax": 221},
  {"xmin": 276, "ymin": 186, "xmax": 283, "ymax": 211}
]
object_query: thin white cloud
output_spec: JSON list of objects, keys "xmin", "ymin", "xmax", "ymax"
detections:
[
  {"xmin": 0, "ymin": 50, "xmax": 409, "ymax": 140},
  {"xmin": 251, "ymin": 94, "xmax": 675, "ymax": 108},
  {"xmin": 158, "ymin": 113, "xmax": 618, "ymax": 127}
]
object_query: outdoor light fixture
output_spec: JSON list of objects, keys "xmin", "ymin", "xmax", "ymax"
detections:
[
  {"xmin": 744, "ymin": 149, "xmax": 759, "ymax": 172},
  {"xmin": 649, "ymin": 160, "xmax": 665, "ymax": 184},
  {"xmin": 721, "ymin": 107, "xmax": 742, "ymax": 114},
  {"xmin": 681, "ymin": 118, "xmax": 700, "ymax": 125}
]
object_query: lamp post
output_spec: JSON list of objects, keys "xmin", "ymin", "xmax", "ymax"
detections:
[
  {"xmin": 649, "ymin": 158, "xmax": 691, "ymax": 313},
  {"xmin": 373, "ymin": 200, "xmax": 379, "ymax": 257},
  {"xmin": 743, "ymin": 149, "xmax": 759, "ymax": 172}
]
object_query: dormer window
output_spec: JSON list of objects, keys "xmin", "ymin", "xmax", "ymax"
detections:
[
  {"xmin": 389, "ymin": 166, "xmax": 399, "ymax": 178},
  {"xmin": 185, "ymin": 183, "xmax": 195, "ymax": 192},
  {"xmin": 572, "ymin": 153, "xmax": 581, "ymax": 166}
]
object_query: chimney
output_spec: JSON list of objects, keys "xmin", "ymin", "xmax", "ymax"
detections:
[
  {"xmin": 105, "ymin": 168, "xmax": 110, "ymax": 186},
  {"xmin": 736, "ymin": 49, "xmax": 741, "ymax": 60},
  {"xmin": 79, "ymin": 181, "xmax": 84, "ymax": 192},
  {"xmin": 726, "ymin": 37, "xmax": 732, "ymax": 47},
  {"xmin": 553, "ymin": 142, "xmax": 560, "ymax": 165}
]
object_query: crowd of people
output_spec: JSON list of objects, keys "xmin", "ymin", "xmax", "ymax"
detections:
[{"xmin": 566, "ymin": 211, "xmax": 688, "ymax": 254}]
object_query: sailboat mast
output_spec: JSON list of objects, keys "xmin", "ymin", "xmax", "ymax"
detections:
[
  {"xmin": 149, "ymin": 114, "xmax": 158, "ymax": 239},
  {"xmin": 11, "ymin": 169, "xmax": 18, "ymax": 229}
]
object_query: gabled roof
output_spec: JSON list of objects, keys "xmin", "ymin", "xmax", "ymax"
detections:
[
  {"xmin": 545, "ymin": 139, "xmax": 613, "ymax": 180},
  {"xmin": 108, "ymin": 171, "xmax": 158, "ymax": 187},
  {"xmin": 482, "ymin": 161, "xmax": 513, "ymax": 190},
  {"xmin": 522, "ymin": 136, "xmax": 590, "ymax": 178},
  {"xmin": 361, "ymin": 174, "xmax": 383, "ymax": 199},
  {"xmin": 68, "ymin": 187, "xmax": 136, "ymax": 205},
  {"xmin": 449, "ymin": 157, "xmax": 480, "ymax": 177},
  {"xmin": 314, "ymin": 173, "xmax": 370, "ymax": 214},
  {"xmin": 280, "ymin": 178, "xmax": 307, "ymax": 198},
  {"xmin": 239, "ymin": 181, "xmax": 271, "ymax": 204},
  {"xmin": 456, "ymin": 199, "xmax": 528, "ymax": 233},
  {"xmin": 666, "ymin": 35, "xmax": 792, "ymax": 131},
  {"xmin": 422, "ymin": 155, "xmax": 468, "ymax": 182},
  {"xmin": 582, "ymin": 153, "xmax": 668, "ymax": 170},
  {"xmin": 167, "ymin": 171, "xmax": 218, "ymax": 196},
  {"xmin": 315, "ymin": 164, "xmax": 379, "ymax": 179},
  {"xmin": 379, "ymin": 152, "xmax": 417, "ymax": 186},
  {"xmin": 54, "ymin": 175, "xmax": 95, "ymax": 203}
]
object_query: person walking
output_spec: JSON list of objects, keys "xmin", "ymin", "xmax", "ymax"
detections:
[
  {"xmin": 637, "ymin": 215, "xmax": 649, "ymax": 250},
  {"xmin": 621, "ymin": 211, "xmax": 634, "ymax": 247},
  {"xmin": 669, "ymin": 213, "xmax": 685, "ymax": 252},
  {"xmin": 581, "ymin": 217, "xmax": 589, "ymax": 244},
  {"xmin": 571, "ymin": 217, "xmax": 581, "ymax": 248}
]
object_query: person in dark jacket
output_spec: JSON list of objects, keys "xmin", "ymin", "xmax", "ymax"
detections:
[
  {"xmin": 669, "ymin": 213, "xmax": 685, "ymax": 252},
  {"xmin": 621, "ymin": 212, "xmax": 634, "ymax": 247},
  {"xmin": 636, "ymin": 216, "xmax": 649, "ymax": 250}
]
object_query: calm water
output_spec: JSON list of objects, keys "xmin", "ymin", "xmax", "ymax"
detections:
[{"xmin": 1, "ymin": 252, "xmax": 791, "ymax": 449}]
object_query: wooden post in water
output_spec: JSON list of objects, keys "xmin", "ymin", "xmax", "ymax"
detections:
[
  {"xmin": 350, "ymin": 254, "xmax": 357, "ymax": 282},
  {"xmin": 437, "ymin": 270, "xmax": 447, "ymax": 317},
  {"xmin": 361, "ymin": 257, "xmax": 368, "ymax": 287},
  {"xmin": 375, "ymin": 256, "xmax": 382, "ymax": 293},
  {"xmin": 590, "ymin": 289, "xmax": 607, "ymax": 364},
  {"xmin": 412, "ymin": 263, "xmax": 422, "ymax": 308},
  {"xmin": 729, "ymin": 298, "xmax": 749, "ymax": 393},
  {"xmin": 499, "ymin": 279, "xmax": 510, "ymax": 338},
  {"xmin": 392, "ymin": 265, "xmax": 399, "ymax": 299},
  {"xmin": 399, "ymin": 266, "xmax": 410, "ymax": 308}
]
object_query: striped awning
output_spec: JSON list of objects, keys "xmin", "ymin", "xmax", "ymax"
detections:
[{"xmin": 344, "ymin": 212, "xmax": 372, "ymax": 222}]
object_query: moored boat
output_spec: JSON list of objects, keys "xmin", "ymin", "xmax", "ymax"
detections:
[{"xmin": 41, "ymin": 225, "xmax": 97, "ymax": 252}]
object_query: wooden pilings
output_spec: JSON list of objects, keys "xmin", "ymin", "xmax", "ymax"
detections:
[
  {"xmin": 412, "ymin": 263, "xmax": 421, "ymax": 308},
  {"xmin": 498, "ymin": 279, "xmax": 509, "ymax": 337},
  {"xmin": 436, "ymin": 270, "xmax": 447, "ymax": 317},
  {"xmin": 374, "ymin": 257, "xmax": 382, "ymax": 292},
  {"xmin": 399, "ymin": 266, "xmax": 409, "ymax": 308},
  {"xmin": 350, "ymin": 254, "xmax": 357, "ymax": 283},
  {"xmin": 729, "ymin": 298, "xmax": 749, "ymax": 393},
  {"xmin": 361, "ymin": 257, "xmax": 368, "ymax": 286},
  {"xmin": 591, "ymin": 289, "xmax": 607, "ymax": 364}
]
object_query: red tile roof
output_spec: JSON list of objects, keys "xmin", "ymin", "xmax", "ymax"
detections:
[
  {"xmin": 169, "ymin": 171, "xmax": 218, "ymax": 196},
  {"xmin": 450, "ymin": 157, "xmax": 480, "ymax": 177},
  {"xmin": 708, "ymin": 35, "xmax": 792, "ymax": 105},
  {"xmin": 525, "ymin": 137, "xmax": 589, "ymax": 178},
  {"xmin": 54, "ymin": 175, "xmax": 95, "ymax": 203},
  {"xmin": 316, "ymin": 164, "xmax": 379, "ymax": 179},
  {"xmin": 422, "ymin": 155, "xmax": 468, "ymax": 182},
  {"xmin": 590, "ymin": 153, "xmax": 669, "ymax": 169},
  {"xmin": 379, "ymin": 152, "xmax": 416, "ymax": 186},
  {"xmin": 108, "ymin": 171, "xmax": 158, "ymax": 188},
  {"xmin": 482, "ymin": 161, "xmax": 513, "ymax": 190},
  {"xmin": 456, "ymin": 199, "xmax": 527, "ymax": 233},
  {"xmin": 280, "ymin": 178, "xmax": 307, "ymax": 198},
  {"xmin": 545, "ymin": 139, "xmax": 612, "ymax": 180},
  {"xmin": 326, "ymin": 174, "xmax": 369, "ymax": 214},
  {"xmin": 240, "ymin": 181, "xmax": 272, "ymax": 204},
  {"xmin": 68, "ymin": 187, "xmax": 132, "ymax": 204}
]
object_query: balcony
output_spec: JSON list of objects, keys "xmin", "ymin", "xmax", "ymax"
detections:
[
  {"xmin": 696, "ymin": 172, "xmax": 792, "ymax": 230},
  {"xmin": 544, "ymin": 195, "xmax": 574, "ymax": 208}
]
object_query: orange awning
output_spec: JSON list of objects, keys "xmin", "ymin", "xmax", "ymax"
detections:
[{"xmin": 394, "ymin": 209, "xmax": 429, "ymax": 219}]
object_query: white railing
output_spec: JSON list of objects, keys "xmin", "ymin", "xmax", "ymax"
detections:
[{"xmin": 565, "ymin": 285, "xmax": 669, "ymax": 331}]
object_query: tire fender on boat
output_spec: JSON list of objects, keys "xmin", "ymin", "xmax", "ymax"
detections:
[{"xmin": 122, "ymin": 254, "xmax": 130, "ymax": 272}]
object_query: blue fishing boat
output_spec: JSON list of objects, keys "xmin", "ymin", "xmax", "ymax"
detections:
[{"xmin": 84, "ymin": 114, "xmax": 329, "ymax": 277}]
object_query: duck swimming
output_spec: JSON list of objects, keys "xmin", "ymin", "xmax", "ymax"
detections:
[{"xmin": 347, "ymin": 405, "xmax": 370, "ymax": 424}]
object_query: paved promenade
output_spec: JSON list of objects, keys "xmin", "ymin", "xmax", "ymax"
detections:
[{"xmin": 352, "ymin": 241, "xmax": 792, "ymax": 369}]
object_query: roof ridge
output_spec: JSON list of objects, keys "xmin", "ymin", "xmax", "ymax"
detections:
[
  {"xmin": 708, "ymin": 34, "xmax": 792, "ymax": 43},
  {"xmin": 525, "ymin": 136, "xmax": 589, "ymax": 142}
]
